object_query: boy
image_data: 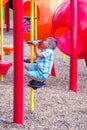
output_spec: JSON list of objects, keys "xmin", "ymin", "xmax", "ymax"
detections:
[{"xmin": 24, "ymin": 37, "xmax": 57, "ymax": 89}]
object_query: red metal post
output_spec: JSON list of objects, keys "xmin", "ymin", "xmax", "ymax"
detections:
[
  {"xmin": 4, "ymin": 3, "xmax": 10, "ymax": 32},
  {"xmin": 13, "ymin": 0, "xmax": 24, "ymax": 124},
  {"xmin": 69, "ymin": 0, "xmax": 78, "ymax": 92}
]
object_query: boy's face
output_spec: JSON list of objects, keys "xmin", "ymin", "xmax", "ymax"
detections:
[{"xmin": 42, "ymin": 38, "xmax": 50, "ymax": 49}]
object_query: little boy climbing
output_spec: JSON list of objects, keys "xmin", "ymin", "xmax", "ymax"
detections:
[{"xmin": 24, "ymin": 37, "xmax": 57, "ymax": 89}]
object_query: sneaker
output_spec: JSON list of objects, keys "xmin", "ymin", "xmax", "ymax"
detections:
[
  {"xmin": 30, "ymin": 80, "xmax": 46, "ymax": 86},
  {"xmin": 23, "ymin": 58, "xmax": 37, "ymax": 63},
  {"xmin": 28, "ymin": 84, "xmax": 43, "ymax": 90},
  {"xmin": 28, "ymin": 80, "xmax": 46, "ymax": 89},
  {"xmin": 27, "ymin": 80, "xmax": 36, "ymax": 86},
  {"xmin": 29, "ymin": 80, "xmax": 36, "ymax": 84}
]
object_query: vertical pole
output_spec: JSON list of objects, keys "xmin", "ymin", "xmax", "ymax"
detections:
[
  {"xmin": 0, "ymin": 0, "xmax": 4, "ymax": 60},
  {"xmin": 69, "ymin": 0, "xmax": 78, "ymax": 92},
  {"xmin": 62, "ymin": 53, "xmax": 65, "ymax": 61},
  {"xmin": 34, "ymin": 0, "xmax": 37, "ymax": 40},
  {"xmin": 30, "ymin": 0, "xmax": 35, "ymax": 111},
  {"xmin": 4, "ymin": 3, "xmax": 10, "ymax": 32},
  {"xmin": 0, "ymin": 0, "xmax": 4, "ymax": 80},
  {"xmin": 13, "ymin": 0, "xmax": 24, "ymax": 124}
]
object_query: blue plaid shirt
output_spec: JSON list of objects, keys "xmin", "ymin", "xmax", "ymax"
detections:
[{"xmin": 36, "ymin": 48, "xmax": 53, "ymax": 79}]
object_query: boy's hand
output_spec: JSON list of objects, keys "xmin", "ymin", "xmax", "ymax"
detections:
[
  {"xmin": 27, "ymin": 40, "xmax": 42, "ymax": 45},
  {"xmin": 32, "ymin": 41, "xmax": 39, "ymax": 45}
]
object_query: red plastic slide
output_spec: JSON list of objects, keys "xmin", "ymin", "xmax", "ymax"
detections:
[{"xmin": 52, "ymin": 0, "xmax": 87, "ymax": 59}]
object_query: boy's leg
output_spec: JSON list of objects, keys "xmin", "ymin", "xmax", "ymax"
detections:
[
  {"xmin": 24, "ymin": 63, "xmax": 41, "ymax": 80},
  {"xmin": 28, "ymin": 80, "xmax": 46, "ymax": 89},
  {"xmin": 24, "ymin": 63, "xmax": 46, "ymax": 89},
  {"xmin": 24, "ymin": 63, "xmax": 36, "ymax": 71}
]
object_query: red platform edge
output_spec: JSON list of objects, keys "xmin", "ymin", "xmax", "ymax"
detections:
[
  {"xmin": 0, "ymin": 61, "xmax": 12, "ymax": 75},
  {"xmin": 51, "ymin": 63, "xmax": 56, "ymax": 77}
]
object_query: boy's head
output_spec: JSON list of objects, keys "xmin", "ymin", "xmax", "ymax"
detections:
[{"xmin": 43, "ymin": 37, "xmax": 57, "ymax": 50}]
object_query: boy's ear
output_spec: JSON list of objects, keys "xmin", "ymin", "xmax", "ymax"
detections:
[{"xmin": 47, "ymin": 44, "xmax": 50, "ymax": 48}]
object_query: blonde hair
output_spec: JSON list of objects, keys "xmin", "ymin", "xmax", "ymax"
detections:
[{"xmin": 47, "ymin": 37, "xmax": 57, "ymax": 50}]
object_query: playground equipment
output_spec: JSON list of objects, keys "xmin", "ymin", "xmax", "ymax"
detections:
[
  {"xmin": 4, "ymin": 0, "xmax": 14, "ymax": 54},
  {"xmin": 3, "ymin": 45, "xmax": 13, "ymax": 55},
  {"xmin": 52, "ymin": 0, "xmax": 87, "ymax": 91},
  {"xmin": 3, "ymin": 0, "xmax": 9, "ymax": 5},
  {"xmin": 29, "ymin": 0, "xmax": 37, "ymax": 112},
  {"xmin": 23, "ymin": 0, "xmax": 57, "ymax": 112},
  {"xmin": 1, "ymin": 0, "xmax": 84, "ymax": 125},
  {"xmin": 1, "ymin": 0, "xmax": 58, "ymax": 124},
  {"xmin": 0, "ymin": 0, "xmax": 12, "ymax": 79},
  {"xmin": 23, "ymin": 0, "xmax": 63, "ymax": 48},
  {"xmin": 3, "ymin": 0, "xmax": 14, "ymax": 54},
  {"xmin": 52, "ymin": 0, "xmax": 87, "ymax": 58},
  {"xmin": 23, "ymin": 0, "xmax": 52, "ymax": 48},
  {"xmin": 0, "ymin": 61, "xmax": 12, "ymax": 74},
  {"xmin": 12, "ymin": 0, "xmax": 24, "ymax": 124}
]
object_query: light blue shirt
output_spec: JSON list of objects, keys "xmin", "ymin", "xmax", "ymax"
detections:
[{"xmin": 36, "ymin": 48, "xmax": 53, "ymax": 79}]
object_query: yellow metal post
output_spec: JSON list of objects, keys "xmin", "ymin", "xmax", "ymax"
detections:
[
  {"xmin": 34, "ymin": 0, "xmax": 37, "ymax": 40},
  {"xmin": 62, "ymin": 53, "xmax": 65, "ymax": 61},
  {"xmin": 78, "ymin": 59, "xmax": 80, "ymax": 62},
  {"xmin": 30, "ymin": 0, "xmax": 35, "ymax": 63},
  {"xmin": 30, "ymin": 0, "xmax": 36, "ymax": 111},
  {"xmin": 0, "ymin": 0, "xmax": 4, "ymax": 80},
  {"xmin": 0, "ymin": 0, "xmax": 4, "ymax": 60}
]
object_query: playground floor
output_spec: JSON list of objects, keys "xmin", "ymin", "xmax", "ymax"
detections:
[{"xmin": 0, "ymin": 29, "xmax": 87, "ymax": 130}]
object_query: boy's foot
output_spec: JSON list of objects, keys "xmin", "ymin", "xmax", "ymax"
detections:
[
  {"xmin": 28, "ymin": 80, "xmax": 46, "ymax": 89},
  {"xmin": 23, "ymin": 58, "xmax": 37, "ymax": 63},
  {"xmin": 23, "ymin": 58, "xmax": 30, "ymax": 63},
  {"xmin": 29, "ymin": 80, "xmax": 46, "ymax": 85},
  {"xmin": 29, "ymin": 80, "xmax": 36, "ymax": 84}
]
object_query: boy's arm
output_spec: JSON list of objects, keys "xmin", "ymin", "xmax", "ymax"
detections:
[{"xmin": 34, "ymin": 45, "xmax": 43, "ymax": 58}]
